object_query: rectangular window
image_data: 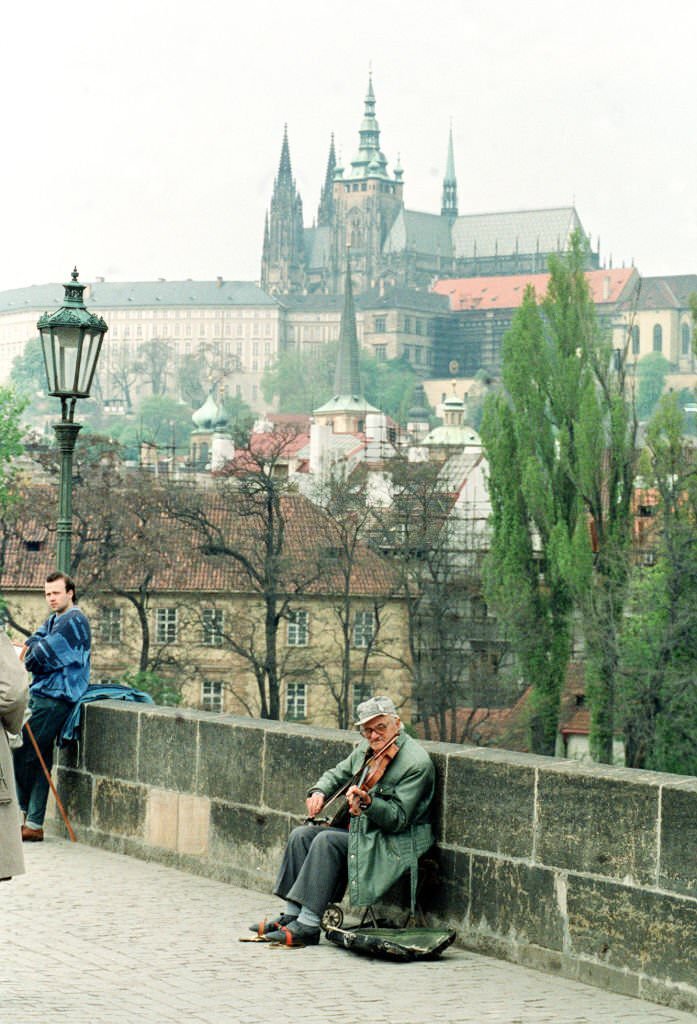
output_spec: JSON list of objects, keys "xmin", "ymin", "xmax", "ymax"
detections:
[
  {"xmin": 99, "ymin": 606, "xmax": 122, "ymax": 644},
  {"xmin": 287, "ymin": 609, "xmax": 309, "ymax": 646},
  {"xmin": 156, "ymin": 607, "xmax": 178, "ymax": 644},
  {"xmin": 404, "ymin": 316, "xmax": 413, "ymax": 333},
  {"xmin": 286, "ymin": 681, "xmax": 307, "ymax": 720},
  {"xmin": 374, "ymin": 316, "xmax": 386, "ymax": 333},
  {"xmin": 353, "ymin": 610, "xmax": 375, "ymax": 649},
  {"xmin": 352, "ymin": 682, "xmax": 372, "ymax": 720},
  {"xmin": 374, "ymin": 344, "xmax": 387, "ymax": 362},
  {"xmin": 202, "ymin": 609, "xmax": 224, "ymax": 647},
  {"xmin": 201, "ymin": 680, "xmax": 223, "ymax": 713}
]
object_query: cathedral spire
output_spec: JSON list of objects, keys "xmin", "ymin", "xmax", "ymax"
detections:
[
  {"xmin": 260, "ymin": 125, "xmax": 305, "ymax": 294},
  {"xmin": 349, "ymin": 72, "xmax": 388, "ymax": 179},
  {"xmin": 317, "ymin": 133, "xmax": 336, "ymax": 227},
  {"xmin": 441, "ymin": 124, "xmax": 458, "ymax": 219},
  {"xmin": 333, "ymin": 248, "xmax": 362, "ymax": 397},
  {"xmin": 278, "ymin": 123, "xmax": 292, "ymax": 181}
]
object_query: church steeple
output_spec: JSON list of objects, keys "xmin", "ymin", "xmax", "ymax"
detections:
[
  {"xmin": 317, "ymin": 134, "xmax": 336, "ymax": 227},
  {"xmin": 312, "ymin": 247, "xmax": 380, "ymax": 430},
  {"xmin": 260, "ymin": 125, "xmax": 305, "ymax": 294},
  {"xmin": 348, "ymin": 73, "xmax": 389, "ymax": 180},
  {"xmin": 441, "ymin": 124, "xmax": 458, "ymax": 219},
  {"xmin": 334, "ymin": 248, "xmax": 362, "ymax": 397}
]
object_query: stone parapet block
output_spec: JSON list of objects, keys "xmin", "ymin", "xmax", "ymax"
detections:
[
  {"xmin": 52, "ymin": 701, "xmax": 697, "ymax": 1014},
  {"xmin": 536, "ymin": 761, "xmax": 662, "ymax": 884}
]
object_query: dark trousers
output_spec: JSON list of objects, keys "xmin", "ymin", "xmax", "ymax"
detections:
[
  {"xmin": 13, "ymin": 694, "xmax": 71, "ymax": 828},
  {"xmin": 273, "ymin": 824, "xmax": 349, "ymax": 917}
]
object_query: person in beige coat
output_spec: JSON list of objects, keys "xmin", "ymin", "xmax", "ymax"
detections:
[{"xmin": 1, "ymin": 631, "xmax": 29, "ymax": 880}]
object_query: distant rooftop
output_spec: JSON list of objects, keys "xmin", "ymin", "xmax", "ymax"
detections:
[
  {"xmin": 432, "ymin": 267, "xmax": 638, "ymax": 311},
  {"xmin": 0, "ymin": 279, "xmax": 278, "ymax": 315}
]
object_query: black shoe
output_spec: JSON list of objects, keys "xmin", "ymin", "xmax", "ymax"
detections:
[
  {"xmin": 264, "ymin": 920, "xmax": 321, "ymax": 947},
  {"xmin": 249, "ymin": 913, "xmax": 297, "ymax": 936}
]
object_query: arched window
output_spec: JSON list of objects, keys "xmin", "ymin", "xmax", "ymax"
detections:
[
  {"xmin": 631, "ymin": 324, "xmax": 640, "ymax": 355},
  {"xmin": 681, "ymin": 322, "xmax": 691, "ymax": 355},
  {"xmin": 652, "ymin": 324, "xmax": 663, "ymax": 353}
]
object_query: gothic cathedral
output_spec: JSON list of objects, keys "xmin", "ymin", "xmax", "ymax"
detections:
[{"xmin": 261, "ymin": 77, "xmax": 597, "ymax": 297}]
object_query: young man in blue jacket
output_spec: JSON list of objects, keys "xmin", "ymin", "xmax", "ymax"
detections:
[{"xmin": 13, "ymin": 572, "xmax": 91, "ymax": 842}]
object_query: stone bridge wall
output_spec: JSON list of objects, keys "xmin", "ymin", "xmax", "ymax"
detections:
[{"xmin": 54, "ymin": 702, "xmax": 697, "ymax": 1013}]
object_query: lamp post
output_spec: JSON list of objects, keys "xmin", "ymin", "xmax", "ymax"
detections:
[{"xmin": 37, "ymin": 268, "xmax": 108, "ymax": 573}]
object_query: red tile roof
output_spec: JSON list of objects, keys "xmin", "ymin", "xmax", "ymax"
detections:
[
  {"xmin": 431, "ymin": 268, "xmax": 637, "ymax": 312},
  {"xmin": 0, "ymin": 489, "xmax": 400, "ymax": 599}
]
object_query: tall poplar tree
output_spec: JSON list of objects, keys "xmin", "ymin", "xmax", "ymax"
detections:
[{"xmin": 481, "ymin": 232, "xmax": 636, "ymax": 759}]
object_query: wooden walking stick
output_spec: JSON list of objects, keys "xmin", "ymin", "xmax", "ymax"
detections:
[{"xmin": 24, "ymin": 722, "xmax": 77, "ymax": 843}]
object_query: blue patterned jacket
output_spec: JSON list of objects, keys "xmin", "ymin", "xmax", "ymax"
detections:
[{"xmin": 24, "ymin": 607, "xmax": 91, "ymax": 703}]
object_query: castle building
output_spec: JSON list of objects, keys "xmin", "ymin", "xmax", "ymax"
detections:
[{"xmin": 261, "ymin": 76, "xmax": 599, "ymax": 297}]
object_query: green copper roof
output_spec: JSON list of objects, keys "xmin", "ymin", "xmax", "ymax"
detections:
[
  {"xmin": 345, "ymin": 74, "xmax": 392, "ymax": 182},
  {"xmin": 422, "ymin": 424, "xmax": 481, "ymax": 447},
  {"xmin": 313, "ymin": 393, "xmax": 380, "ymax": 417}
]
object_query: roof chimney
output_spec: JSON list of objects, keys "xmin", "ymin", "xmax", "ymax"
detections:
[{"xmin": 216, "ymin": 276, "xmax": 223, "ymax": 288}]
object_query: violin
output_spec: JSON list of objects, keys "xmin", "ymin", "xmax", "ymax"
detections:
[{"xmin": 307, "ymin": 733, "xmax": 400, "ymax": 829}]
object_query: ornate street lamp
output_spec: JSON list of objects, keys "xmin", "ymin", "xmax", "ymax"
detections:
[{"xmin": 37, "ymin": 268, "xmax": 108, "ymax": 573}]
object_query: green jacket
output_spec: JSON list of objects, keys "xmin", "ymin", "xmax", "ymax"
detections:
[{"xmin": 312, "ymin": 731, "xmax": 435, "ymax": 908}]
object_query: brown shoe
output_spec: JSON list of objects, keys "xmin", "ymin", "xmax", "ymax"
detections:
[{"xmin": 21, "ymin": 825, "xmax": 44, "ymax": 842}]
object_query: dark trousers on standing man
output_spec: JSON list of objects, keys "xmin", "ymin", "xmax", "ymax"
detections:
[{"xmin": 13, "ymin": 694, "xmax": 71, "ymax": 830}]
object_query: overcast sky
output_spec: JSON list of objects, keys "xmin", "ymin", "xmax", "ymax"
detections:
[{"xmin": 2, "ymin": 0, "xmax": 695, "ymax": 293}]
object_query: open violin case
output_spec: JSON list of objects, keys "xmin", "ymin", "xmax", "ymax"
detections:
[{"xmin": 323, "ymin": 922, "xmax": 456, "ymax": 961}]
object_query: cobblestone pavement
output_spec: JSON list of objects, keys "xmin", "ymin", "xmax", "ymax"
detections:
[{"xmin": 3, "ymin": 838, "xmax": 695, "ymax": 1024}]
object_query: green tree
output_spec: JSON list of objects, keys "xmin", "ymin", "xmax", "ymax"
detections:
[
  {"xmin": 261, "ymin": 344, "xmax": 337, "ymax": 413},
  {"xmin": 636, "ymin": 352, "xmax": 671, "ymax": 421},
  {"xmin": 9, "ymin": 337, "xmax": 45, "ymax": 398},
  {"xmin": 567, "ymin": 289, "xmax": 637, "ymax": 763},
  {"xmin": 619, "ymin": 394, "xmax": 697, "ymax": 773},
  {"xmin": 481, "ymin": 232, "xmax": 636, "ymax": 759},
  {"xmin": 0, "ymin": 386, "xmax": 25, "ymax": 500},
  {"xmin": 0, "ymin": 386, "xmax": 27, "ymax": 619},
  {"xmin": 361, "ymin": 354, "xmax": 416, "ymax": 425},
  {"xmin": 177, "ymin": 352, "xmax": 207, "ymax": 408},
  {"xmin": 135, "ymin": 338, "xmax": 172, "ymax": 396},
  {"xmin": 481, "ymin": 285, "xmax": 578, "ymax": 755},
  {"xmin": 261, "ymin": 344, "xmax": 416, "ymax": 424},
  {"xmin": 116, "ymin": 395, "xmax": 195, "ymax": 456}
]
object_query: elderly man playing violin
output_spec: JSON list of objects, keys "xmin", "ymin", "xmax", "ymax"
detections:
[{"xmin": 250, "ymin": 695, "xmax": 435, "ymax": 947}]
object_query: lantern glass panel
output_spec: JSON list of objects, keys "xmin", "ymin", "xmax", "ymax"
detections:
[
  {"xmin": 55, "ymin": 327, "xmax": 82, "ymax": 393},
  {"xmin": 76, "ymin": 331, "xmax": 100, "ymax": 393}
]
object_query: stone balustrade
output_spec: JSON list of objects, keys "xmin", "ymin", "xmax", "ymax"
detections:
[{"xmin": 54, "ymin": 701, "xmax": 697, "ymax": 1014}]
